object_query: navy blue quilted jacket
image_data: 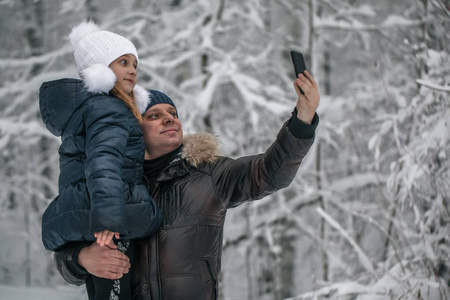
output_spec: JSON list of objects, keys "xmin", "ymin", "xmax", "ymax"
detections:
[{"xmin": 39, "ymin": 78, "xmax": 162, "ymax": 251}]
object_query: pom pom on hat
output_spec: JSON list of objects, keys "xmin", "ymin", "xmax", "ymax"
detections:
[
  {"xmin": 80, "ymin": 64, "xmax": 116, "ymax": 94},
  {"xmin": 134, "ymin": 85, "xmax": 150, "ymax": 114},
  {"xmin": 69, "ymin": 20, "xmax": 100, "ymax": 48},
  {"xmin": 80, "ymin": 63, "xmax": 149, "ymax": 105}
]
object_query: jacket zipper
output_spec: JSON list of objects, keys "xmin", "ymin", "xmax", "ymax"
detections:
[
  {"xmin": 151, "ymin": 184, "xmax": 163, "ymax": 300},
  {"xmin": 156, "ymin": 232, "xmax": 162, "ymax": 300}
]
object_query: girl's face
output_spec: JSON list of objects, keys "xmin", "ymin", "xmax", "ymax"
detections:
[{"xmin": 109, "ymin": 54, "xmax": 138, "ymax": 94}]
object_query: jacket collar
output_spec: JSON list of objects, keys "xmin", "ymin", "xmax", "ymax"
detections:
[
  {"xmin": 157, "ymin": 132, "xmax": 221, "ymax": 182},
  {"xmin": 181, "ymin": 132, "xmax": 220, "ymax": 168}
]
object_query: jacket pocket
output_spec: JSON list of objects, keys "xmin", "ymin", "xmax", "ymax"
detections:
[{"xmin": 198, "ymin": 259, "xmax": 217, "ymax": 300}]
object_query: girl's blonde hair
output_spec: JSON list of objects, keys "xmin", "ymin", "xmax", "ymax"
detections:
[{"xmin": 111, "ymin": 86, "xmax": 143, "ymax": 125}]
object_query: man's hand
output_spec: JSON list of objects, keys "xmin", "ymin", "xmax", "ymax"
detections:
[
  {"xmin": 78, "ymin": 241, "xmax": 130, "ymax": 280},
  {"xmin": 294, "ymin": 70, "xmax": 320, "ymax": 124}
]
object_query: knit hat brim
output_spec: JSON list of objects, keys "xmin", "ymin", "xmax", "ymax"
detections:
[{"xmin": 141, "ymin": 90, "xmax": 177, "ymax": 117}]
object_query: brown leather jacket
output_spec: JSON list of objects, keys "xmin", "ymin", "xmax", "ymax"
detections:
[{"xmin": 54, "ymin": 113, "xmax": 318, "ymax": 300}]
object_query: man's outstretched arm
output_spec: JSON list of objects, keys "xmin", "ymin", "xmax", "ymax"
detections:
[{"xmin": 214, "ymin": 70, "xmax": 320, "ymax": 208}]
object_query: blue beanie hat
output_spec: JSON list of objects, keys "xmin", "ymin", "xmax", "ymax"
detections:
[{"xmin": 143, "ymin": 90, "xmax": 178, "ymax": 117}]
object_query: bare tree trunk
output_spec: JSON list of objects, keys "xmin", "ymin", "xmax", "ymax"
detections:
[
  {"xmin": 24, "ymin": 177, "xmax": 31, "ymax": 286},
  {"xmin": 323, "ymin": 45, "xmax": 331, "ymax": 95},
  {"xmin": 244, "ymin": 205, "xmax": 254, "ymax": 300},
  {"xmin": 308, "ymin": 0, "xmax": 314, "ymax": 65},
  {"xmin": 417, "ymin": 0, "xmax": 429, "ymax": 78},
  {"xmin": 201, "ymin": 0, "xmax": 225, "ymax": 131},
  {"xmin": 383, "ymin": 0, "xmax": 430, "ymax": 262},
  {"xmin": 279, "ymin": 229, "xmax": 295, "ymax": 299},
  {"xmin": 308, "ymin": 0, "xmax": 328, "ymax": 282},
  {"xmin": 19, "ymin": 0, "xmax": 47, "ymax": 285},
  {"xmin": 21, "ymin": 0, "xmax": 45, "ymax": 78}
]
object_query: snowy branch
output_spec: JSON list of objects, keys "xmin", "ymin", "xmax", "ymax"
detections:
[
  {"xmin": 0, "ymin": 45, "xmax": 72, "ymax": 68},
  {"xmin": 315, "ymin": 16, "xmax": 448, "ymax": 31},
  {"xmin": 316, "ymin": 207, "xmax": 376, "ymax": 274},
  {"xmin": 416, "ymin": 79, "xmax": 450, "ymax": 92}
]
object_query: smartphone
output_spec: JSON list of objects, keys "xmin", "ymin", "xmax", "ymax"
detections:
[{"xmin": 290, "ymin": 51, "xmax": 307, "ymax": 95}]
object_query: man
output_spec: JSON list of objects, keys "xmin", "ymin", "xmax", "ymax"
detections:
[{"xmin": 55, "ymin": 71, "xmax": 320, "ymax": 299}]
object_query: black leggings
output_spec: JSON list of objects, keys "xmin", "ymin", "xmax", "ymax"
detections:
[{"xmin": 86, "ymin": 240, "xmax": 134, "ymax": 300}]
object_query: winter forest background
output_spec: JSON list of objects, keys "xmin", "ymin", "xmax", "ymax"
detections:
[{"xmin": 0, "ymin": 0, "xmax": 449, "ymax": 299}]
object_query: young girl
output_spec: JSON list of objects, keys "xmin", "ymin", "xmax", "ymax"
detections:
[{"xmin": 39, "ymin": 21, "xmax": 162, "ymax": 300}]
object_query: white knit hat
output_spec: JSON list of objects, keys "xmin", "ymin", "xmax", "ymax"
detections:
[
  {"xmin": 70, "ymin": 20, "xmax": 138, "ymax": 74},
  {"xmin": 68, "ymin": 20, "xmax": 148, "ymax": 107}
]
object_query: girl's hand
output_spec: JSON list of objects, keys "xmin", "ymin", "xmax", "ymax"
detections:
[{"xmin": 94, "ymin": 230, "xmax": 120, "ymax": 247}]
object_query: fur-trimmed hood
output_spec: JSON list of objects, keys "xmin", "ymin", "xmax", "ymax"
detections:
[{"xmin": 181, "ymin": 132, "xmax": 221, "ymax": 168}]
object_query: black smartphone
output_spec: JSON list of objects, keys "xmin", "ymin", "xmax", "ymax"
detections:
[
  {"xmin": 290, "ymin": 50, "xmax": 307, "ymax": 94},
  {"xmin": 291, "ymin": 50, "xmax": 307, "ymax": 77}
]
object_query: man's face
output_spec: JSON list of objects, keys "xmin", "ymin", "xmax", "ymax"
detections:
[{"xmin": 142, "ymin": 103, "xmax": 183, "ymax": 159}]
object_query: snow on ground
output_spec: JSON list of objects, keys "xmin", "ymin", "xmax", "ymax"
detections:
[{"xmin": 0, "ymin": 284, "xmax": 87, "ymax": 300}]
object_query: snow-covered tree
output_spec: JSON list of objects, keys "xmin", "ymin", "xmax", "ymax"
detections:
[{"xmin": 0, "ymin": 0, "xmax": 448, "ymax": 299}]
